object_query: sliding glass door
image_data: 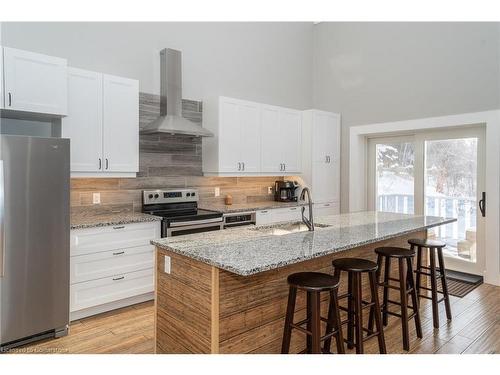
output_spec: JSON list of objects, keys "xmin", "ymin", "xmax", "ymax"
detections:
[{"xmin": 368, "ymin": 127, "xmax": 485, "ymax": 276}]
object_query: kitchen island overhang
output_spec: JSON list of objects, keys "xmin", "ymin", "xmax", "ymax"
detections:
[{"xmin": 152, "ymin": 211, "xmax": 456, "ymax": 354}]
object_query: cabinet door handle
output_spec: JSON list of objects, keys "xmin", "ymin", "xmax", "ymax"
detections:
[
  {"xmin": 98, "ymin": 158, "xmax": 102, "ymax": 170},
  {"xmin": 242, "ymin": 162, "xmax": 245, "ymax": 171},
  {"xmin": 113, "ymin": 225, "xmax": 125, "ymax": 230},
  {"xmin": 105, "ymin": 158, "xmax": 109, "ymax": 170},
  {"xmin": 113, "ymin": 251, "xmax": 125, "ymax": 256},
  {"xmin": 112, "ymin": 276, "xmax": 125, "ymax": 281},
  {"xmin": 279, "ymin": 164, "xmax": 282, "ymax": 171},
  {"xmin": 284, "ymin": 164, "xmax": 286, "ymax": 171},
  {"xmin": 7, "ymin": 93, "xmax": 12, "ymax": 107},
  {"xmin": 237, "ymin": 162, "xmax": 241, "ymax": 171}
]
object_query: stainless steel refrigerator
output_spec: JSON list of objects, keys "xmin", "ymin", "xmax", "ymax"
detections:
[{"xmin": 0, "ymin": 135, "xmax": 70, "ymax": 351}]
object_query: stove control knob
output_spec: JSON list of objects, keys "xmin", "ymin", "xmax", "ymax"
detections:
[
  {"xmin": 148, "ymin": 194, "xmax": 153, "ymax": 199},
  {"xmin": 191, "ymin": 192, "xmax": 196, "ymax": 196},
  {"xmin": 186, "ymin": 193, "xmax": 191, "ymax": 197},
  {"xmin": 154, "ymin": 194, "xmax": 159, "ymax": 199}
]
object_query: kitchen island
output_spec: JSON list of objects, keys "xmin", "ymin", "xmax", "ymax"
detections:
[{"xmin": 152, "ymin": 211, "xmax": 455, "ymax": 354}]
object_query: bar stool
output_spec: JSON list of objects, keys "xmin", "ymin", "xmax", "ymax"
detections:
[
  {"xmin": 408, "ymin": 238, "xmax": 452, "ymax": 329},
  {"xmin": 368, "ymin": 247, "xmax": 422, "ymax": 351},
  {"xmin": 327, "ymin": 258, "xmax": 386, "ymax": 354},
  {"xmin": 282, "ymin": 272, "xmax": 345, "ymax": 354}
]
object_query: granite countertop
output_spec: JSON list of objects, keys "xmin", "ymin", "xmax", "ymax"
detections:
[
  {"xmin": 199, "ymin": 200, "xmax": 307, "ymax": 214},
  {"xmin": 152, "ymin": 211, "xmax": 456, "ymax": 276},
  {"xmin": 71, "ymin": 211, "xmax": 162, "ymax": 230}
]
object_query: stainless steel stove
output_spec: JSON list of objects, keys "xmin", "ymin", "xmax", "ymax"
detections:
[{"xmin": 142, "ymin": 189, "xmax": 223, "ymax": 237}]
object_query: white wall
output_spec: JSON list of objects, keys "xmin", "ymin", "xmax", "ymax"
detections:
[
  {"xmin": 313, "ymin": 22, "xmax": 500, "ymax": 211},
  {"xmin": 1, "ymin": 22, "xmax": 314, "ymax": 109}
]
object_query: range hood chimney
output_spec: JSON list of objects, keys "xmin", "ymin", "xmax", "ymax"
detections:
[{"xmin": 140, "ymin": 48, "xmax": 214, "ymax": 137}]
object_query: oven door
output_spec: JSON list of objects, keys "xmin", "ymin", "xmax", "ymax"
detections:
[{"xmin": 164, "ymin": 217, "xmax": 224, "ymax": 237}]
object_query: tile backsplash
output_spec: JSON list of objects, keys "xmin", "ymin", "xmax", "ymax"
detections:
[{"xmin": 70, "ymin": 93, "xmax": 282, "ymax": 216}]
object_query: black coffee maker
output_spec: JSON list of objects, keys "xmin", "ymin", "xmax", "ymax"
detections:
[{"xmin": 274, "ymin": 180, "xmax": 299, "ymax": 202}]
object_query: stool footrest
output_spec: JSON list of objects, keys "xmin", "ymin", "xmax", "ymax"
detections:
[
  {"xmin": 415, "ymin": 270, "xmax": 442, "ymax": 278},
  {"xmin": 386, "ymin": 299, "xmax": 416, "ymax": 308},
  {"xmin": 419, "ymin": 285, "xmax": 444, "ymax": 293}
]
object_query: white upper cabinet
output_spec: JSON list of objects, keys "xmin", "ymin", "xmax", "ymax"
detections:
[
  {"xmin": 204, "ymin": 96, "xmax": 261, "ymax": 174},
  {"xmin": 302, "ymin": 110, "xmax": 341, "ymax": 206},
  {"xmin": 2, "ymin": 47, "xmax": 67, "ymax": 116},
  {"xmin": 102, "ymin": 74, "xmax": 139, "ymax": 173},
  {"xmin": 63, "ymin": 68, "xmax": 103, "ymax": 172},
  {"xmin": 279, "ymin": 108, "xmax": 302, "ymax": 173},
  {"xmin": 261, "ymin": 106, "xmax": 282, "ymax": 173},
  {"xmin": 63, "ymin": 68, "xmax": 139, "ymax": 177},
  {"xmin": 261, "ymin": 105, "xmax": 301, "ymax": 174},
  {"xmin": 203, "ymin": 96, "xmax": 301, "ymax": 176}
]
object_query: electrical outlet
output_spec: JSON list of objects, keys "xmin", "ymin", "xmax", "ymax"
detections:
[
  {"xmin": 268, "ymin": 186, "xmax": 273, "ymax": 195},
  {"xmin": 214, "ymin": 187, "xmax": 220, "ymax": 197},
  {"xmin": 164, "ymin": 255, "xmax": 171, "ymax": 274},
  {"xmin": 92, "ymin": 193, "xmax": 101, "ymax": 204}
]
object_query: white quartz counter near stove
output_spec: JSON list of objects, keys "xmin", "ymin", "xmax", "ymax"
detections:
[{"xmin": 151, "ymin": 211, "xmax": 456, "ymax": 276}]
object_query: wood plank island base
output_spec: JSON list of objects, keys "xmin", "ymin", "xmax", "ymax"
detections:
[{"xmin": 152, "ymin": 212, "xmax": 455, "ymax": 354}]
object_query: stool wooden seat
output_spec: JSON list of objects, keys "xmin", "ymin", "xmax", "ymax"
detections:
[
  {"xmin": 368, "ymin": 246, "xmax": 422, "ymax": 351},
  {"xmin": 282, "ymin": 272, "xmax": 344, "ymax": 354},
  {"xmin": 408, "ymin": 238, "xmax": 452, "ymax": 329},
  {"xmin": 326, "ymin": 258, "xmax": 386, "ymax": 354}
]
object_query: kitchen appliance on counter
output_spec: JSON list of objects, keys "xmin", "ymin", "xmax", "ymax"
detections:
[
  {"xmin": 223, "ymin": 212, "xmax": 256, "ymax": 228},
  {"xmin": 142, "ymin": 189, "xmax": 223, "ymax": 237},
  {"xmin": 274, "ymin": 180, "xmax": 299, "ymax": 202},
  {"xmin": 1, "ymin": 135, "xmax": 70, "ymax": 351}
]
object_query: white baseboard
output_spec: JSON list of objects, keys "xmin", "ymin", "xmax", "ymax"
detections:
[{"xmin": 70, "ymin": 292, "xmax": 154, "ymax": 321}]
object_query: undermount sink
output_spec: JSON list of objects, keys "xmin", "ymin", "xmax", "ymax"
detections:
[{"xmin": 250, "ymin": 221, "xmax": 331, "ymax": 236}]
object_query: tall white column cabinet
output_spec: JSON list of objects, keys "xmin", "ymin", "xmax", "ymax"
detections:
[{"xmin": 301, "ymin": 110, "xmax": 341, "ymax": 215}]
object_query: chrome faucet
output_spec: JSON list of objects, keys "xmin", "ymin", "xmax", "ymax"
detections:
[{"xmin": 300, "ymin": 187, "xmax": 314, "ymax": 231}]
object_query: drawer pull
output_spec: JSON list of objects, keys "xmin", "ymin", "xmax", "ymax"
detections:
[
  {"xmin": 112, "ymin": 276, "xmax": 125, "ymax": 281},
  {"xmin": 113, "ymin": 226, "xmax": 125, "ymax": 230},
  {"xmin": 289, "ymin": 207, "xmax": 297, "ymax": 210},
  {"xmin": 112, "ymin": 251, "xmax": 125, "ymax": 256},
  {"xmin": 260, "ymin": 210, "xmax": 268, "ymax": 213},
  {"xmin": 324, "ymin": 204, "xmax": 330, "ymax": 207}
]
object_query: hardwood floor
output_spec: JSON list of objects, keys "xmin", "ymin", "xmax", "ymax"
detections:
[{"xmin": 12, "ymin": 283, "xmax": 499, "ymax": 354}]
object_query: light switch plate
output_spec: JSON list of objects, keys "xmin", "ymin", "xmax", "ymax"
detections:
[
  {"xmin": 92, "ymin": 193, "xmax": 101, "ymax": 204},
  {"xmin": 214, "ymin": 187, "xmax": 220, "ymax": 197},
  {"xmin": 164, "ymin": 255, "xmax": 171, "ymax": 274}
]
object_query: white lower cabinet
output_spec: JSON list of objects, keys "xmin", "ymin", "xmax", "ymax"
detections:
[
  {"xmin": 70, "ymin": 269, "xmax": 154, "ymax": 313},
  {"xmin": 255, "ymin": 207, "xmax": 302, "ymax": 225},
  {"xmin": 69, "ymin": 221, "xmax": 160, "ymax": 320},
  {"xmin": 314, "ymin": 201, "xmax": 340, "ymax": 217}
]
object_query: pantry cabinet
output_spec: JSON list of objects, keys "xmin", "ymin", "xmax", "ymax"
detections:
[
  {"xmin": 2, "ymin": 46, "xmax": 67, "ymax": 116},
  {"xmin": 62, "ymin": 68, "xmax": 139, "ymax": 177},
  {"xmin": 202, "ymin": 96, "xmax": 301, "ymax": 176},
  {"xmin": 302, "ymin": 110, "xmax": 341, "ymax": 210},
  {"xmin": 261, "ymin": 105, "xmax": 301, "ymax": 174}
]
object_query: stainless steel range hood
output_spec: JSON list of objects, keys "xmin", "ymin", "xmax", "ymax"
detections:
[{"xmin": 140, "ymin": 48, "xmax": 214, "ymax": 137}]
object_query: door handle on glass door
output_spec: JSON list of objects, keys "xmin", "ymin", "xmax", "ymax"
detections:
[{"xmin": 479, "ymin": 192, "xmax": 486, "ymax": 217}]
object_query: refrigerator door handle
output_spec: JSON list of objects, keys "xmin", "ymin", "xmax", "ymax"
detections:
[{"xmin": 0, "ymin": 160, "xmax": 4, "ymax": 277}]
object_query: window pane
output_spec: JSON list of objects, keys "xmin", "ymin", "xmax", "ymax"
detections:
[
  {"xmin": 425, "ymin": 138, "xmax": 478, "ymax": 262},
  {"xmin": 376, "ymin": 142, "xmax": 415, "ymax": 214}
]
